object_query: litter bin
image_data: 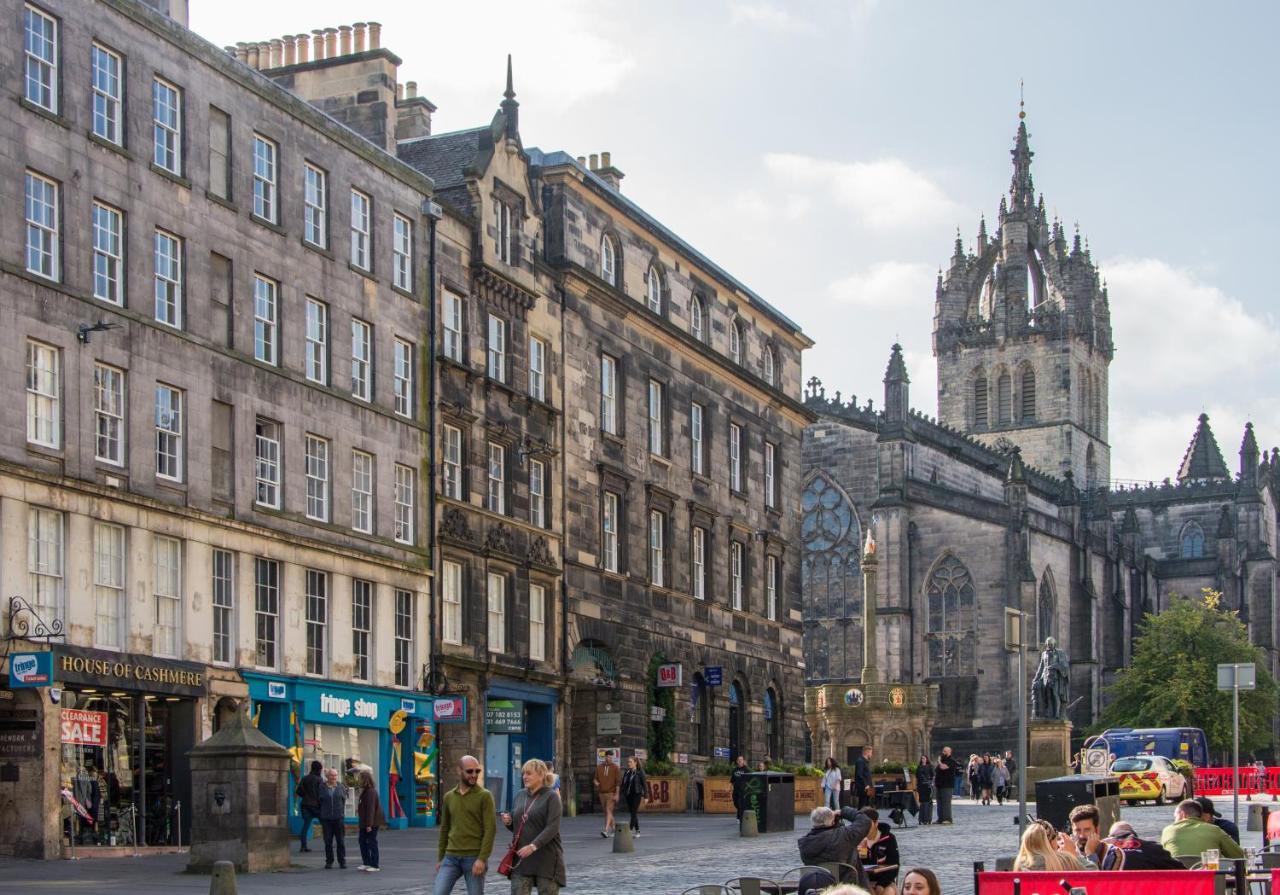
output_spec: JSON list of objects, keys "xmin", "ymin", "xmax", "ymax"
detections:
[
  {"xmin": 745, "ymin": 772, "xmax": 795, "ymax": 833},
  {"xmin": 1035, "ymin": 774, "xmax": 1120, "ymax": 833}
]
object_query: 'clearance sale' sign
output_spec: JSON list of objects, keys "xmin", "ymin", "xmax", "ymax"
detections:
[{"xmin": 61, "ymin": 709, "xmax": 108, "ymax": 747}]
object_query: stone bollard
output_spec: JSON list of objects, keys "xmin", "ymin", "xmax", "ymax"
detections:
[
  {"xmin": 209, "ymin": 861, "xmax": 237, "ymax": 895},
  {"xmin": 612, "ymin": 826, "xmax": 634, "ymax": 853},
  {"xmin": 740, "ymin": 809, "xmax": 758, "ymax": 837}
]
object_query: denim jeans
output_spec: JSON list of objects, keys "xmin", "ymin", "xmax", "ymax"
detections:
[
  {"xmin": 321, "ymin": 818, "xmax": 346, "ymax": 866},
  {"xmin": 358, "ymin": 826, "xmax": 379, "ymax": 868},
  {"xmin": 433, "ymin": 855, "xmax": 485, "ymax": 895},
  {"xmin": 299, "ymin": 806, "xmax": 319, "ymax": 847}
]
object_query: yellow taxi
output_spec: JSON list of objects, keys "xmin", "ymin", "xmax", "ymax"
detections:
[{"xmin": 1112, "ymin": 755, "xmax": 1189, "ymax": 805}]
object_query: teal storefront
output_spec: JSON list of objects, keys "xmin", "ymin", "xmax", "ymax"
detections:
[{"xmin": 243, "ymin": 673, "xmax": 440, "ymax": 829}]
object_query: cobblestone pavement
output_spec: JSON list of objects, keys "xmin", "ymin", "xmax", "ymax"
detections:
[{"xmin": 0, "ymin": 798, "xmax": 1267, "ymax": 894}]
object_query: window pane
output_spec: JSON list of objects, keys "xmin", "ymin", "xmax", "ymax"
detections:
[
  {"xmin": 254, "ymin": 418, "xmax": 281, "ymax": 508},
  {"xmin": 25, "ymin": 172, "xmax": 58, "ymax": 280},
  {"xmin": 304, "ymin": 164, "xmax": 327, "ymax": 247},
  {"xmin": 155, "ymin": 385, "xmax": 183, "ymax": 480},
  {"xmin": 92, "ymin": 202, "xmax": 123, "ymax": 304},
  {"xmin": 154, "ymin": 230, "xmax": 182, "ymax": 327},
  {"xmin": 25, "ymin": 340, "xmax": 59, "ymax": 448},
  {"xmin": 350, "ymin": 190, "xmax": 370, "ymax": 270},
  {"xmin": 352, "ymin": 450, "xmax": 373, "ymax": 533},
  {"xmin": 253, "ymin": 274, "xmax": 277, "ymax": 364},
  {"xmin": 152, "ymin": 79, "xmax": 181, "ymax": 173},
  {"xmin": 305, "ymin": 435, "xmax": 329, "ymax": 521},
  {"xmin": 94, "ymin": 363, "xmax": 124, "ymax": 464},
  {"xmin": 24, "ymin": 6, "xmax": 57, "ymax": 112},
  {"xmin": 305, "ymin": 298, "xmax": 328, "ymax": 384}
]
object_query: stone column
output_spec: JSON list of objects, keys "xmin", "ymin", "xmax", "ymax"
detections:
[{"xmin": 861, "ymin": 529, "xmax": 879, "ymax": 684}]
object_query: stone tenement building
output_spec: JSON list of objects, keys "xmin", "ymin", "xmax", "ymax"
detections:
[
  {"xmin": 803, "ymin": 119, "xmax": 1279, "ymax": 762},
  {"xmin": 1, "ymin": 0, "xmax": 443, "ymax": 858}
]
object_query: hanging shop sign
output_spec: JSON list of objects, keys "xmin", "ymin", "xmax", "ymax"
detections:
[
  {"xmin": 656, "ymin": 663, "xmax": 683, "ymax": 688},
  {"xmin": 60, "ymin": 709, "xmax": 108, "ymax": 747},
  {"xmin": 53, "ymin": 645, "xmax": 206, "ymax": 697},
  {"xmin": 8, "ymin": 652, "xmax": 52, "ymax": 688},
  {"xmin": 713, "ymin": 746, "xmax": 731, "ymax": 759},
  {"xmin": 433, "ymin": 696, "xmax": 467, "ymax": 723}
]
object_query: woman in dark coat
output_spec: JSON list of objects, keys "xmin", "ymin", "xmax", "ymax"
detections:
[
  {"xmin": 501, "ymin": 758, "xmax": 565, "ymax": 893},
  {"xmin": 977, "ymin": 755, "xmax": 994, "ymax": 806},
  {"xmin": 914, "ymin": 755, "xmax": 934, "ymax": 824},
  {"xmin": 620, "ymin": 756, "xmax": 648, "ymax": 837},
  {"xmin": 356, "ymin": 769, "xmax": 385, "ymax": 871}
]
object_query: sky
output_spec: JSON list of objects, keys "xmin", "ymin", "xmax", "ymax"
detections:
[{"xmin": 192, "ymin": 1, "xmax": 1280, "ymax": 484}]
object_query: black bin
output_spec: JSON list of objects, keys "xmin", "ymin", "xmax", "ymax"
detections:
[
  {"xmin": 745, "ymin": 771, "xmax": 795, "ymax": 833},
  {"xmin": 1035, "ymin": 774, "xmax": 1121, "ymax": 833}
]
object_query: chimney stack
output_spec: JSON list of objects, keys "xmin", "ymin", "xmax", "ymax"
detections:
[
  {"xmin": 588, "ymin": 153, "xmax": 599, "ymax": 170},
  {"xmin": 594, "ymin": 151, "xmax": 625, "ymax": 192},
  {"xmin": 406, "ymin": 81, "xmax": 418, "ymax": 99}
]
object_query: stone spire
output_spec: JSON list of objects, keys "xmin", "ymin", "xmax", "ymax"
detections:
[
  {"xmin": 1176, "ymin": 413, "xmax": 1231, "ymax": 484},
  {"xmin": 1009, "ymin": 119, "xmax": 1035, "ymax": 211},
  {"xmin": 883, "ymin": 343, "xmax": 910, "ymax": 425},
  {"xmin": 1240, "ymin": 422, "xmax": 1260, "ymax": 487},
  {"xmin": 499, "ymin": 54, "xmax": 519, "ymax": 141}
]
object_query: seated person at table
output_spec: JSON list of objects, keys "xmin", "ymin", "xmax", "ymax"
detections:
[
  {"xmin": 864, "ymin": 820, "xmax": 900, "ymax": 895},
  {"xmin": 1161, "ymin": 799, "xmax": 1244, "ymax": 861},
  {"xmin": 1014, "ymin": 820, "xmax": 1096, "ymax": 872},
  {"xmin": 1196, "ymin": 796, "xmax": 1241, "ymax": 845},
  {"xmin": 1104, "ymin": 821, "xmax": 1185, "ymax": 870},
  {"xmin": 798, "ymin": 805, "xmax": 875, "ymax": 889}
]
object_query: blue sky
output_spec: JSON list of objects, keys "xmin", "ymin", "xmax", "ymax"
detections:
[{"xmin": 193, "ymin": 1, "xmax": 1280, "ymax": 482}]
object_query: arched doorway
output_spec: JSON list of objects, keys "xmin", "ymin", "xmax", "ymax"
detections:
[
  {"xmin": 764, "ymin": 687, "xmax": 782, "ymax": 763},
  {"xmin": 728, "ymin": 681, "xmax": 745, "ymax": 761}
]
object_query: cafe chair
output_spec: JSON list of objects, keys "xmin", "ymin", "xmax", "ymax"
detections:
[
  {"xmin": 724, "ymin": 877, "xmax": 780, "ymax": 895},
  {"xmin": 1261, "ymin": 852, "xmax": 1280, "ymax": 869},
  {"xmin": 680, "ymin": 886, "xmax": 732, "ymax": 895},
  {"xmin": 1175, "ymin": 855, "xmax": 1202, "ymax": 868},
  {"xmin": 780, "ymin": 866, "xmax": 831, "ymax": 881},
  {"xmin": 819, "ymin": 862, "xmax": 858, "ymax": 881}
]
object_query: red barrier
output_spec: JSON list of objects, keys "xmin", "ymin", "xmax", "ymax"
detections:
[
  {"xmin": 1193, "ymin": 766, "xmax": 1277, "ymax": 796},
  {"xmin": 977, "ymin": 870, "xmax": 1215, "ymax": 895}
]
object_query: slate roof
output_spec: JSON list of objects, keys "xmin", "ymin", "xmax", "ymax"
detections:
[
  {"xmin": 1177, "ymin": 413, "xmax": 1231, "ymax": 483},
  {"xmin": 396, "ymin": 127, "xmax": 488, "ymax": 215},
  {"xmin": 527, "ymin": 147, "xmax": 808, "ymax": 339}
]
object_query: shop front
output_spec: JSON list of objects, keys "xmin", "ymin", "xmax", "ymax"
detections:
[
  {"xmin": 0, "ymin": 645, "xmax": 207, "ymax": 856},
  {"xmin": 484, "ymin": 681, "xmax": 557, "ymax": 813},
  {"xmin": 242, "ymin": 674, "xmax": 440, "ymax": 829}
]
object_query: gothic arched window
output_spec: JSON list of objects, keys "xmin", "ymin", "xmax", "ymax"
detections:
[
  {"xmin": 974, "ymin": 374, "xmax": 989, "ymax": 428},
  {"xmin": 1038, "ymin": 572, "xmax": 1055, "ymax": 644},
  {"xmin": 729, "ymin": 318, "xmax": 743, "ymax": 365},
  {"xmin": 997, "ymin": 371, "xmax": 1012, "ymax": 424},
  {"xmin": 763, "ymin": 346, "xmax": 777, "ymax": 387},
  {"xmin": 1021, "ymin": 367, "xmax": 1036, "ymax": 422},
  {"xmin": 728, "ymin": 680, "xmax": 746, "ymax": 760},
  {"xmin": 925, "ymin": 554, "xmax": 977, "ymax": 677},
  {"xmin": 690, "ymin": 294, "xmax": 706, "ymax": 342},
  {"xmin": 645, "ymin": 263, "xmax": 663, "ymax": 314},
  {"xmin": 1181, "ymin": 521, "xmax": 1206, "ymax": 559},
  {"xmin": 690, "ymin": 672, "xmax": 711, "ymax": 755},
  {"xmin": 600, "ymin": 233, "xmax": 618, "ymax": 287}
]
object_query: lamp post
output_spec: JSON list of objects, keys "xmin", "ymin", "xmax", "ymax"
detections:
[
  {"xmin": 860, "ymin": 529, "xmax": 879, "ymax": 685},
  {"xmin": 1006, "ymin": 607, "xmax": 1028, "ymax": 839}
]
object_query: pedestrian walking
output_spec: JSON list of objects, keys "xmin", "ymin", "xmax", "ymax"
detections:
[
  {"xmin": 992, "ymin": 759, "xmax": 1010, "ymax": 806},
  {"xmin": 914, "ymin": 756, "xmax": 933, "ymax": 824},
  {"xmin": 356, "ymin": 769, "xmax": 385, "ymax": 872},
  {"xmin": 933, "ymin": 747, "xmax": 956, "ymax": 825},
  {"xmin": 296, "ymin": 759, "xmax": 324, "ymax": 852},
  {"xmin": 966, "ymin": 755, "xmax": 980, "ymax": 802},
  {"xmin": 854, "ymin": 746, "xmax": 874, "ymax": 809},
  {"xmin": 318, "ymin": 767, "xmax": 349, "ymax": 870},
  {"xmin": 978, "ymin": 755, "xmax": 994, "ymax": 805},
  {"xmin": 731, "ymin": 755, "xmax": 752, "ymax": 822},
  {"xmin": 1004, "ymin": 750, "xmax": 1018, "ymax": 800},
  {"xmin": 500, "ymin": 759, "xmax": 565, "ymax": 895},
  {"xmin": 593, "ymin": 751, "xmax": 620, "ymax": 837},
  {"xmin": 435, "ymin": 754, "xmax": 496, "ymax": 895},
  {"xmin": 822, "ymin": 757, "xmax": 843, "ymax": 810},
  {"xmin": 620, "ymin": 756, "xmax": 648, "ymax": 837}
]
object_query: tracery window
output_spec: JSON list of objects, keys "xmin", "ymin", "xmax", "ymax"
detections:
[
  {"xmin": 925, "ymin": 555, "xmax": 976, "ymax": 677},
  {"xmin": 1180, "ymin": 521, "xmax": 1205, "ymax": 559},
  {"xmin": 1037, "ymin": 572, "xmax": 1055, "ymax": 644}
]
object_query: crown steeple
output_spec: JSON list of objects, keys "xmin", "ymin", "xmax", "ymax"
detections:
[
  {"xmin": 1177, "ymin": 413, "xmax": 1231, "ymax": 484},
  {"xmin": 498, "ymin": 54, "xmax": 519, "ymax": 141}
]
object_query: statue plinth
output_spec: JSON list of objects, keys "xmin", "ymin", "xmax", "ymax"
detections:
[{"xmin": 1025, "ymin": 718, "xmax": 1073, "ymax": 791}]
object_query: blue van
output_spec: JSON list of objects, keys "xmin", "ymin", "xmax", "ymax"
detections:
[{"xmin": 1094, "ymin": 727, "xmax": 1210, "ymax": 768}]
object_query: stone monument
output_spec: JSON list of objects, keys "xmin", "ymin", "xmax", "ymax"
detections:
[
  {"xmin": 187, "ymin": 701, "xmax": 292, "ymax": 873},
  {"xmin": 1026, "ymin": 637, "xmax": 1072, "ymax": 788}
]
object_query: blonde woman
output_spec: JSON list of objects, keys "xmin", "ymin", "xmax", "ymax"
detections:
[
  {"xmin": 1013, "ymin": 821, "xmax": 1095, "ymax": 872},
  {"xmin": 500, "ymin": 759, "xmax": 565, "ymax": 894}
]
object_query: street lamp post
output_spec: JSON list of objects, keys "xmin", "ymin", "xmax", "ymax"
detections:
[{"xmin": 1006, "ymin": 607, "xmax": 1028, "ymax": 839}]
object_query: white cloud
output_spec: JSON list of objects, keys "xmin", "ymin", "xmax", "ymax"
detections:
[
  {"xmin": 762, "ymin": 153, "xmax": 958, "ymax": 230},
  {"xmin": 731, "ymin": 188, "xmax": 812, "ymax": 223},
  {"xmin": 1104, "ymin": 257, "xmax": 1280, "ymax": 481},
  {"xmin": 827, "ymin": 260, "xmax": 935, "ymax": 308},
  {"xmin": 729, "ymin": 3, "xmax": 813, "ymax": 32}
]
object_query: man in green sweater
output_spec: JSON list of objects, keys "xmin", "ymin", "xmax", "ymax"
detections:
[
  {"xmin": 435, "ymin": 755, "xmax": 496, "ymax": 894},
  {"xmin": 1160, "ymin": 799, "xmax": 1244, "ymax": 862}
]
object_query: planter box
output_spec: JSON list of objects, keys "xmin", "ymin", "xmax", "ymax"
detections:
[
  {"xmin": 639, "ymin": 776, "xmax": 688, "ymax": 813},
  {"xmin": 872, "ymin": 773, "xmax": 915, "ymax": 791},
  {"xmin": 703, "ymin": 776, "xmax": 736, "ymax": 813},
  {"xmin": 793, "ymin": 776, "xmax": 823, "ymax": 813}
]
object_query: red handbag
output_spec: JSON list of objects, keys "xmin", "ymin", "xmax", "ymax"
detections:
[{"xmin": 498, "ymin": 792, "xmax": 541, "ymax": 877}]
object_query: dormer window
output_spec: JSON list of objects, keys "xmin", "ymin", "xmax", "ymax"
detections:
[
  {"xmin": 690, "ymin": 295, "xmax": 706, "ymax": 342},
  {"xmin": 496, "ymin": 200, "xmax": 513, "ymax": 264},
  {"xmin": 645, "ymin": 264, "xmax": 662, "ymax": 314},
  {"xmin": 601, "ymin": 234, "xmax": 617, "ymax": 287},
  {"xmin": 729, "ymin": 318, "xmax": 743, "ymax": 365}
]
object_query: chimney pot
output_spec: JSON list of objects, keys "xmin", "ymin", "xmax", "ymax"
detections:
[
  {"xmin": 589, "ymin": 153, "xmax": 599, "ymax": 170},
  {"xmin": 296, "ymin": 34, "xmax": 309, "ymax": 63},
  {"xmin": 268, "ymin": 38, "xmax": 283, "ymax": 69},
  {"xmin": 312, "ymin": 29, "xmax": 325, "ymax": 60},
  {"xmin": 283, "ymin": 35, "xmax": 296, "ymax": 66},
  {"xmin": 576, "ymin": 156, "xmax": 587, "ymax": 166},
  {"xmin": 246, "ymin": 42, "xmax": 260, "ymax": 69},
  {"xmin": 338, "ymin": 25, "xmax": 352, "ymax": 56},
  {"xmin": 224, "ymin": 45, "xmax": 236, "ymax": 56},
  {"xmin": 601, "ymin": 151, "xmax": 611, "ymax": 167},
  {"xmin": 353, "ymin": 22, "xmax": 367, "ymax": 52},
  {"xmin": 324, "ymin": 28, "xmax": 338, "ymax": 59},
  {"xmin": 406, "ymin": 81, "xmax": 418, "ymax": 99},
  {"xmin": 396, "ymin": 83, "xmax": 404, "ymax": 101},
  {"xmin": 234, "ymin": 41, "xmax": 248, "ymax": 63},
  {"xmin": 368, "ymin": 21, "xmax": 382, "ymax": 49}
]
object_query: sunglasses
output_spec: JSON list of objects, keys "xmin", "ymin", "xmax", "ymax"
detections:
[{"xmin": 462, "ymin": 769, "xmax": 481, "ymax": 775}]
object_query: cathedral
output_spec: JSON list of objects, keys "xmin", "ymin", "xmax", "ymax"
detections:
[{"xmin": 801, "ymin": 116, "xmax": 1280, "ymax": 763}]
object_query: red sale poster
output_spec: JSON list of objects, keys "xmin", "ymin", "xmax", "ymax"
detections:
[{"xmin": 60, "ymin": 709, "xmax": 108, "ymax": 747}]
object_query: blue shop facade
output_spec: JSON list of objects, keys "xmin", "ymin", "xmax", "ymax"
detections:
[{"xmin": 243, "ymin": 673, "xmax": 442, "ymax": 829}]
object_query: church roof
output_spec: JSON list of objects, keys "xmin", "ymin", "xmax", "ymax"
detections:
[{"xmin": 1176, "ymin": 413, "xmax": 1231, "ymax": 484}]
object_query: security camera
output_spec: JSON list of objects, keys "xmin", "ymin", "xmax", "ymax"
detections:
[{"xmin": 49, "ymin": 688, "xmax": 62, "ymax": 705}]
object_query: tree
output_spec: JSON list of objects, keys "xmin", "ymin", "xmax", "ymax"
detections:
[
  {"xmin": 1094, "ymin": 589, "xmax": 1276, "ymax": 755},
  {"xmin": 645, "ymin": 653, "xmax": 676, "ymax": 762}
]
